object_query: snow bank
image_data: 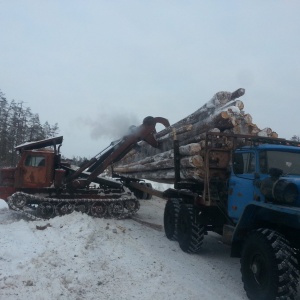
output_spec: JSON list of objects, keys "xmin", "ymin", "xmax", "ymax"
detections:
[
  {"xmin": 0, "ymin": 198, "xmax": 252, "ymax": 300},
  {"xmin": 0, "ymin": 199, "xmax": 8, "ymax": 209}
]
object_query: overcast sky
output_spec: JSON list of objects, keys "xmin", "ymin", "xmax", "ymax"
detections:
[{"xmin": 0, "ymin": 1, "xmax": 299, "ymax": 158}]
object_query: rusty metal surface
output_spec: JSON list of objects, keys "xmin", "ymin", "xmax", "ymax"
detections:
[
  {"xmin": 0, "ymin": 168, "xmax": 17, "ymax": 199},
  {"xmin": 0, "ymin": 186, "xmax": 15, "ymax": 200},
  {"xmin": 15, "ymin": 136, "xmax": 63, "ymax": 152},
  {"xmin": 14, "ymin": 150, "xmax": 55, "ymax": 188},
  {"xmin": 86, "ymin": 116, "xmax": 170, "ymax": 182}
]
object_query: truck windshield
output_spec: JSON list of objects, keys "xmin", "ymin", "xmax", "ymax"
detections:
[
  {"xmin": 25, "ymin": 155, "xmax": 45, "ymax": 167},
  {"xmin": 260, "ymin": 151, "xmax": 300, "ymax": 175}
]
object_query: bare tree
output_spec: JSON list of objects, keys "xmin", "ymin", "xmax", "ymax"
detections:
[
  {"xmin": 291, "ymin": 135, "xmax": 300, "ymax": 142},
  {"xmin": 0, "ymin": 89, "xmax": 60, "ymax": 167}
]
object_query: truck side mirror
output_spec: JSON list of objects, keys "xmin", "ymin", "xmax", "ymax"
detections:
[{"xmin": 269, "ymin": 168, "xmax": 283, "ymax": 178}]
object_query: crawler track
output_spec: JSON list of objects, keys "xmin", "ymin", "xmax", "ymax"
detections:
[{"xmin": 7, "ymin": 191, "xmax": 140, "ymax": 221}]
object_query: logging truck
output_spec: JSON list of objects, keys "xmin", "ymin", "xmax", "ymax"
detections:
[{"xmin": 116, "ymin": 132, "xmax": 300, "ymax": 300}]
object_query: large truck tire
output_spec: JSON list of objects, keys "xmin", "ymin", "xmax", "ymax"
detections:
[
  {"xmin": 131, "ymin": 188, "xmax": 143, "ymax": 200},
  {"xmin": 177, "ymin": 204, "xmax": 204, "ymax": 253},
  {"xmin": 145, "ymin": 183, "xmax": 153, "ymax": 200},
  {"xmin": 138, "ymin": 182, "xmax": 148, "ymax": 200},
  {"xmin": 164, "ymin": 198, "xmax": 181, "ymax": 241},
  {"xmin": 141, "ymin": 182, "xmax": 148, "ymax": 200},
  {"xmin": 241, "ymin": 228, "xmax": 299, "ymax": 300}
]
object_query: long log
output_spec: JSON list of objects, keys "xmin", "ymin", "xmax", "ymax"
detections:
[
  {"xmin": 156, "ymin": 89, "xmax": 245, "ymax": 138},
  {"xmin": 137, "ymin": 109, "xmax": 239, "ymax": 159},
  {"xmin": 119, "ymin": 142, "xmax": 202, "ymax": 166},
  {"xmin": 126, "ymin": 107, "xmax": 241, "ymax": 162},
  {"xmin": 114, "ymin": 155, "xmax": 203, "ymax": 173},
  {"xmin": 178, "ymin": 143, "xmax": 201, "ymax": 155},
  {"xmin": 113, "ymin": 88, "xmax": 278, "ymax": 184},
  {"xmin": 118, "ymin": 169, "xmax": 204, "ymax": 184},
  {"xmin": 115, "ymin": 92, "xmax": 245, "ymax": 166},
  {"xmin": 181, "ymin": 155, "xmax": 204, "ymax": 168},
  {"xmin": 156, "ymin": 99, "xmax": 244, "ymax": 141}
]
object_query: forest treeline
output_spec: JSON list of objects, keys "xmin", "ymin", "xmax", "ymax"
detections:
[
  {"xmin": 0, "ymin": 89, "xmax": 89, "ymax": 167},
  {"xmin": 0, "ymin": 89, "xmax": 59, "ymax": 167}
]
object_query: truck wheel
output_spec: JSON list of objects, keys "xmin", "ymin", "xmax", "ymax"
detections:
[
  {"xmin": 241, "ymin": 228, "xmax": 299, "ymax": 300},
  {"xmin": 140, "ymin": 182, "xmax": 148, "ymax": 200},
  {"xmin": 146, "ymin": 183, "xmax": 152, "ymax": 200},
  {"xmin": 37, "ymin": 202, "xmax": 55, "ymax": 219},
  {"xmin": 131, "ymin": 187, "xmax": 143, "ymax": 200},
  {"xmin": 134, "ymin": 189, "xmax": 144, "ymax": 200},
  {"xmin": 177, "ymin": 204, "xmax": 204, "ymax": 253},
  {"xmin": 164, "ymin": 198, "xmax": 181, "ymax": 241}
]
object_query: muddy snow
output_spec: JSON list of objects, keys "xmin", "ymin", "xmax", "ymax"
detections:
[{"xmin": 0, "ymin": 197, "xmax": 255, "ymax": 299}]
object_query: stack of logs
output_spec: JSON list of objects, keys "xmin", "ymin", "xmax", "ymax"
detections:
[{"xmin": 113, "ymin": 88, "xmax": 278, "ymax": 183}]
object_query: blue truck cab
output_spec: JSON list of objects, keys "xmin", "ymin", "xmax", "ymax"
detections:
[
  {"xmin": 229, "ymin": 144, "xmax": 300, "ymax": 220},
  {"xmin": 163, "ymin": 133, "xmax": 300, "ymax": 299},
  {"xmin": 230, "ymin": 144, "xmax": 300, "ymax": 249},
  {"xmin": 228, "ymin": 143, "xmax": 300, "ymax": 299}
]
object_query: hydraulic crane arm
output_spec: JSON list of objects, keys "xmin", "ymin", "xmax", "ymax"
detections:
[{"xmin": 66, "ymin": 116, "xmax": 170, "ymax": 186}]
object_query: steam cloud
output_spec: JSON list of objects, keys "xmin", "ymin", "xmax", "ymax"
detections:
[{"xmin": 79, "ymin": 112, "xmax": 140, "ymax": 140}]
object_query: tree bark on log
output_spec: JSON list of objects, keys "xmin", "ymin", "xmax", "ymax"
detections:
[
  {"xmin": 156, "ymin": 89, "xmax": 245, "ymax": 137},
  {"xmin": 156, "ymin": 99, "xmax": 245, "ymax": 140},
  {"xmin": 128, "ymin": 107, "xmax": 243, "ymax": 161},
  {"xmin": 113, "ymin": 88, "xmax": 278, "ymax": 184},
  {"xmin": 119, "ymin": 142, "xmax": 202, "ymax": 165},
  {"xmin": 117, "ymin": 169, "xmax": 204, "ymax": 184},
  {"xmin": 113, "ymin": 155, "xmax": 203, "ymax": 173}
]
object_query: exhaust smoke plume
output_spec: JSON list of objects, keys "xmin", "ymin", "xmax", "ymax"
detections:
[{"xmin": 79, "ymin": 112, "xmax": 140, "ymax": 140}]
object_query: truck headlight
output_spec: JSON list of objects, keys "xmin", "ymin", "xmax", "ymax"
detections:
[
  {"xmin": 273, "ymin": 180, "xmax": 298, "ymax": 204},
  {"xmin": 261, "ymin": 178, "xmax": 298, "ymax": 204}
]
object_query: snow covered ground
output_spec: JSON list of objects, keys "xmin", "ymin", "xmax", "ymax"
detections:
[{"xmin": 1, "ymin": 197, "xmax": 298, "ymax": 300}]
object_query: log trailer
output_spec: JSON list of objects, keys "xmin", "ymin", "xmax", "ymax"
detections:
[
  {"xmin": 116, "ymin": 132, "xmax": 300, "ymax": 300},
  {"xmin": 0, "ymin": 116, "xmax": 169, "ymax": 220}
]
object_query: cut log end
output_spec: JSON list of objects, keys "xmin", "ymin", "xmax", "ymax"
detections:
[{"xmin": 230, "ymin": 88, "xmax": 245, "ymax": 100}]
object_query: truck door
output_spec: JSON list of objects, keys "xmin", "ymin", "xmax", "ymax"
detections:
[
  {"xmin": 228, "ymin": 151, "xmax": 256, "ymax": 223},
  {"xmin": 15, "ymin": 152, "xmax": 53, "ymax": 188}
]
